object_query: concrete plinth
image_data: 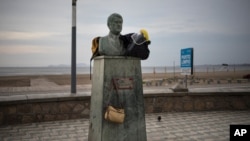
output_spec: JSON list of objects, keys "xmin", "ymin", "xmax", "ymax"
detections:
[{"xmin": 88, "ymin": 56, "xmax": 147, "ymax": 141}]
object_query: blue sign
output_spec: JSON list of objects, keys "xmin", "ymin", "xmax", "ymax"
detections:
[{"xmin": 180, "ymin": 48, "xmax": 193, "ymax": 75}]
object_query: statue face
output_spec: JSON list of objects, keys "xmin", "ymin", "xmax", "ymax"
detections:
[{"xmin": 108, "ymin": 17, "xmax": 123, "ymax": 35}]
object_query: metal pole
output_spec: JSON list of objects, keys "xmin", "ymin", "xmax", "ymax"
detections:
[
  {"xmin": 173, "ymin": 61, "xmax": 175, "ymax": 82},
  {"xmin": 165, "ymin": 66, "xmax": 167, "ymax": 79},
  {"xmin": 71, "ymin": 0, "xmax": 77, "ymax": 94},
  {"xmin": 185, "ymin": 75, "xmax": 187, "ymax": 88},
  {"xmin": 153, "ymin": 67, "xmax": 155, "ymax": 82}
]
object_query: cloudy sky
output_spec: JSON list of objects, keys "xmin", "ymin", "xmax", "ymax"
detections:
[{"xmin": 0, "ymin": 0, "xmax": 249, "ymax": 67}]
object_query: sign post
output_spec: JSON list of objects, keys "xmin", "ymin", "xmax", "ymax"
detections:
[{"xmin": 180, "ymin": 48, "xmax": 194, "ymax": 88}]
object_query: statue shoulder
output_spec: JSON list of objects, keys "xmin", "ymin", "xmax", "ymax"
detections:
[
  {"xmin": 100, "ymin": 35, "xmax": 108, "ymax": 41},
  {"xmin": 99, "ymin": 35, "xmax": 109, "ymax": 47},
  {"xmin": 98, "ymin": 35, "xmax": 109, "ymax": 55}
]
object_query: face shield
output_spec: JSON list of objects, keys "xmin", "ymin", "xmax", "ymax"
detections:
[{"xmin": 131, "ymin": 32, "xmax": 147, "ymax": 45}]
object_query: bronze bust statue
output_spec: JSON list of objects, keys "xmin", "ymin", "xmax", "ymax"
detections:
[{"xmin": 98, "ymin": 13, "xmax": 126, "ymax": 56}]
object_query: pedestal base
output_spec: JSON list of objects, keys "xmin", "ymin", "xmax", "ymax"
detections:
[{"xmin": 88, "ymin": 56, "xmax": 147, "ymax": 141}]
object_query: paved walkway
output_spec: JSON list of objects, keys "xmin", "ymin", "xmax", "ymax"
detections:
[{"xmin": 0, "ymin": 110, "xmax": 250, "ymax": 141}]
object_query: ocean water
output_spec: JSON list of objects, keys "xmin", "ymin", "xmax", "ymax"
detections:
[{"xmin": 0, "ymin": 65, "xmax": 249, "ymax": 76}]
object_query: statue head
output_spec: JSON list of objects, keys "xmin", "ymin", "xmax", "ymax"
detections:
[{"xmin": 107, "ymin": 13, "xmax": 123, "ymax": 35}]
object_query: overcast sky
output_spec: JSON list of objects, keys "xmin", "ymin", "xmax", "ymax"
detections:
[{"xmin": 0, "ymin": 0, "xmax": 249, "ymax": 67}]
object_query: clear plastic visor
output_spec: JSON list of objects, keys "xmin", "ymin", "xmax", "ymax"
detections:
[{"xmin": 131, "ymin": 33, "xmax": 147, "ymax": 45}]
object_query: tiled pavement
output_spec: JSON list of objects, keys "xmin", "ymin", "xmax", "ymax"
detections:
[{"xmin": 0, "ymin": 110, "xmax": 250, "ymax": 141}]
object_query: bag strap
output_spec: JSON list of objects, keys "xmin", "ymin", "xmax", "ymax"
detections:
[
  {"xmin": 113, "ymin": 78, "xmax": 124, "ymax": 108},
  {"xmin": 112, "ymin": 78, "xmax": 120, "ymax": 104},
  {"xmin": 105, "ymin": 78, "xmax": 123, "ymax": 108}
]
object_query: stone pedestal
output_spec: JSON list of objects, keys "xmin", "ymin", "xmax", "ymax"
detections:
[{"xmin": 88, "ymin": 56, "xmax": 147, "ymax": 141}]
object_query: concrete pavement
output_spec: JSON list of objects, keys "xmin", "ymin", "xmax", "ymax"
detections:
[{"xmin": 0, "ymin": 110, "xmax": 250, "ymax": 141}]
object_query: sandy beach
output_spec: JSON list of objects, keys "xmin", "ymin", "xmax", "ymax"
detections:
[{"xmin": 0, "ymin": 70, "xmax": 249, "ymax": 87}]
